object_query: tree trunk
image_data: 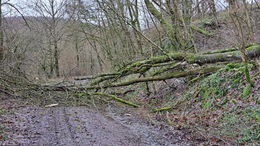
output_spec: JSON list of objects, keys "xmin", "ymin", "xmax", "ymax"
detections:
[
  {"xmin": 85, "ymin": 66, "xmax": 224, "ymax": 90},
  {"xmin": 54, "ymin": 42, "xmax": 59, "ymax": 77},
  {"xmin": 229, "ymin": 2, "xmax": 254, "ymax": 86},
  {"xmin": 227, "ymin": 0, "xmax": 238, "ymax": 8},
  {"xmin": 208, "ymin": 0, "xmax": 217, "ymax": 15},
  {"xmin": 196, "ymin": 0, "xmax": 201, "ymax": 15},
  {"xmin": 127, "ymin": 0, "xmax": 143, "ymax": 55},
  {"xmin": 0, "ymin": 0, "xmax": 4, "ymax": 61},
  {"xmin": 242, "ymin": 0, "xmax": 253, "ymax": 41},
  {"xmin": 75, "ymin": 36, "xmax": 80, "ymax": 68},
  {"xmin": 145, "ymin": 0, "xmax": 178, "ymax": 50}
]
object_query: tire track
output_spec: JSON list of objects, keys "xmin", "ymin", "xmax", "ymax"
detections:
[
  {"xmin": 0, "ymin": 106, "xmax": 193, "ymax": 146},
  {"xmin": 49, "ymin": 107, "xmax": 75, "ymax": 146}
]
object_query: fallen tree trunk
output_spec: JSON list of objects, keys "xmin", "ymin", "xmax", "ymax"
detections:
[
  {"xmin": 191, "ymin": 25, "xmax": 214, "ymax": 36},
  {"xmin": 190, "ymin": 44, "xmax": 260, "ymax": 65},
  {"xmin": 86, "ymin": 65, "xmax": 224, "ymax": 90},
  {"xmin": 36, "ymin": 44, "xmax": 260, "ymax": 93},
  {"xmin": 91, "ymin": 44, "xmax": 260, "ymax": 85}
]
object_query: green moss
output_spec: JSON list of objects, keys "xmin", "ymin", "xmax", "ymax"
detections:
[
  {"xmin": 191, "ymin": 25, "xmax": 214, "ymax": 36},
  {"xmin": 230, "ymin": 98, "xmax": 238, "ymax": 104},
  {"xmin": 226, "ymin": 63, "xmax": 243, "ymax": 69},
  {"xmin": 190, "ymin": 75, "xmax": 205, "ymax": 83},
  {"xmin": 93, "ymin": 92, "xmax": 139, "ymax": 108},
  {"xmin": 122, "ymin": 53, "xmax": 183, "ymax": 71},
  {"xmin": 75, "ymin": 92, "xmax": 87, "ymax": 97},
  {"xmin": 0, "ymin": 108, "xmax": 7, "ymax": 115},
  {"xmin": 167, "ymin": 52, "xmax": 185, "ymax": 58},
  {"xmin": 242, "ymin": 84, "xmax": 251, "ymax": 97},
  {"xmin": 245, "ymin": 44, "xmax": 260, "ymax": 52},
  {"xmin": 203, "ymin": 47, "xmax": 238, "ymax": 54},
  {"xmin": 113, "ymin": 44, "xmax": 259, "ymax": 79},
  {"xmin": 246, "ymin": 43, "xmax": 259, "ymax": 48},
  {"xmin": 219, "ymin": 63, "xmax": 245, "ymax": 72},
  {"xmin": 201, "ymin": 44, "xmax": 259, "ymax": 56},
  {"xmin": 148, "ymin": 52, "xmax": 184, "ymax": 61},
  {"xmin": 203, "ymin": 101, "xmax": 211, "ymax": 109},
  {"xmin": 147, "ymin": 55, "xmax": 168, "ymax": 62},
  {"xmin": 192, "ymin": 17, "xmax": 213, "ymax": 27},
  {"xmin": 128, "ymin": 62, "xmax": 141, "ymax": 68},
  {"xmin": 153, "ymin": 106, "xmax": 174, "ymax": 112},
  {"xmin": 186, "ymin": 53, "xmax": 197, "ymax": 62}
]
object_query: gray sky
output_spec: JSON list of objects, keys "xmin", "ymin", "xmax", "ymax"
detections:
[
  {"xmin": 2, "ymin": 0, "xmax": 258, "ymax": 17},
  {"xmin": 2, "ymin": 0, "xmax": 63, "ymax": 16}
]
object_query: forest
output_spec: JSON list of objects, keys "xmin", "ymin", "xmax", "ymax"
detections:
[{"xmin": 0, "ymin": 0, "xmax": 260, "ymax": 145}]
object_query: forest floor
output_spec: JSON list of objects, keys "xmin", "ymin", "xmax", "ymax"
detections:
[
  {"xmin": 0, "ymin": 98, "xmax": 204, "ymax": 146},
  {"xmin": 1, "ymin": 65, "xmax": 259, "ymax": 145}
]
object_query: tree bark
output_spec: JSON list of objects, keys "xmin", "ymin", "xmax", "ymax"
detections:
[
  {"xmin": 54, "ymin": 42, "xmax": 59, "ymax": 77},
  {"xmin": 0, "ymin": 0, "xmax": 4, "ymax": 61}
]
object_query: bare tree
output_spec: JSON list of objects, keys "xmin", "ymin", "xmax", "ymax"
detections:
[
  {"xmin": 0, "ymin": 0, "xmax": 3, "ymax": 61},
  {"xmin": 0, "ymin": 0, "xmax": 30, "ymax": 63},
  {"xmin": 229, "ymin": 0, "xmax": 254, "ymax": 87},
  {"xmin": 29, "ymin": 0, "xmax": 69, "ymax": 77}
]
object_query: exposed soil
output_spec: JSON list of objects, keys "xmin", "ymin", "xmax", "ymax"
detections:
[{"xmin": 0, "ymin": 99, "xmax": 196, "ymax": 146}]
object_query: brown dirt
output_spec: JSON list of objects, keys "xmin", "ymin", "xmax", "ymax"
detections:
[{"xmin": 0, "ymin": 99, "xmax": 195, "ymax": 146}]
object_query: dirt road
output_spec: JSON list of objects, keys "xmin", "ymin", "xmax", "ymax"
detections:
[{"xmin": 0, "ymin": 104, "xmax": 192, "ymax": 146}]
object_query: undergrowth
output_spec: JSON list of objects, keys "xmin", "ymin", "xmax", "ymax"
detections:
[
  {"xmin": 185, "ymin": 63, "xmax": 259, "ymax": 144},
  {"xmin": 150, "ymin": 63, "xmax": 259, "ymax": 145}
]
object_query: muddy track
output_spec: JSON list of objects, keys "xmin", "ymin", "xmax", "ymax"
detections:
[{"xmin": 0, "ymin": 105, "xmax": 193, "ymax": 146}]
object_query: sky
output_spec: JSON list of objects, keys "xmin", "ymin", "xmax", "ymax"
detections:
[
  {"xmin": 2, "ymin": 0, "xmax": 64, "ymax": 16},
  {"xmin": 2, "ymin": 0, "xmax": 259, "ymax": 17}
]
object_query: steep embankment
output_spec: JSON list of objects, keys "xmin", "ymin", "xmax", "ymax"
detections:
[{"xmin": 142, "ymin": 62, "xmax": 260, "ymax": 145}]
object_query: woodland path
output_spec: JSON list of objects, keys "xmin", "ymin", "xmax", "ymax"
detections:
[{"xmin": 0, "ymin": 103, "xmax": 193, "ymax": 146}]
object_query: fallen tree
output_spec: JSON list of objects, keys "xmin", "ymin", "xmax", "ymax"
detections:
[
  {"xmin": 2, "ymin": 44, "xmax": 259, "ymax": 108},
  {"xmin": 86, "ymin": 65, "xmax": 224, "ymax": 90},
  {"xmin": 90, "ymin": 44, "xmax": 260, "ymax": 87},
  {"xmin": 38, "ymin": 44, "xmax": 260, "ymax": 93},
  {"xmin": 34, "ymin": 44, "xmax": 259, "ymax": 92}
]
